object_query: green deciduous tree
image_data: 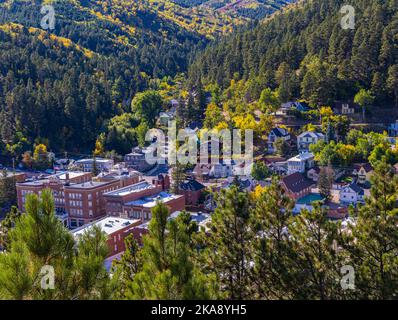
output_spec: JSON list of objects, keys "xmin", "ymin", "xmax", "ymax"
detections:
[{"xmin": 131, "ymin": 90, "xmax": 163, "ymax": 127}]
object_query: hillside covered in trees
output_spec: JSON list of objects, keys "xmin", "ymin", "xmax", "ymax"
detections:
[
  {"xmin": 189, "ymin": 0, "xmax": 398, "ymax": 107},
  {"xmin": 0, "ymin": 0, "xmax": 206, "ymax": 152}
]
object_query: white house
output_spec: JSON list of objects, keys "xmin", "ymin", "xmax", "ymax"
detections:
[
  {"xmin": 287, "ymin": 152, "xmax": 315, "ymax": 175},
  {"xmin": 297, "ymin": 131, "xmax": 325, "ymax": 152},
  {"xmin": 339, "ymin": 183, "xmax": 365, "ymax": 206},
  {"xmin": 209, "ymin": 163, "xmax": 233, "ymax": 178},
  {"xmin": 267, "ymin": 127, "xmax": 290, "ymax": 153}
]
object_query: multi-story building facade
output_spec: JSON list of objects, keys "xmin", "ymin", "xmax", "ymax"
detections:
[
  {"xmin": 287, "ymin": 152, "xmax": 315, "ymax": 175},
  {"xmin": 103, "ymin": 181, "xmax": 164, "ymax": 217},
  {"xmin": 16, "ymin": 172, "xmax": 92, "ymax": 227},
  {"xmin": 121, "ymin": 192, "xmax": 185, "ymax": 222},
  {"xmin": 297, "ymin": 131, "xmax": 325, "ymax": 152},
  {"xmin": 65, "ymin": 179, "xmax": 124, "ymax": 228},
  {"xmin": 71, "ymin": 217, "xmax": 142, "ymax": 257}
]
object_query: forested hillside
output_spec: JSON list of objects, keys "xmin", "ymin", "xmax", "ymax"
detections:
[
  {"xmin": 0, "ymin": 0, "xmax": 205, "ymax": 152},
  {"xmin": 150, "ymin": 0, "xmax": 297, "ymax": 36},
  {"xmin": 189, "ymin": 0, "xmax": 398, "ymax": 106}
]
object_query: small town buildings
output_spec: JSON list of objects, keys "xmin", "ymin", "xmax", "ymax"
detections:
[
  {"xmin": 124, "ymin": 147, "xmax": 156, "ymax": 172},
  {"xmin": 281, "ymin": 172, "xmax": 315, "ymax": 200},
  {"xmin": 307, "ymin": 167, "xmax": 320, "ymax": 182},
  {"xmin": 333, "ymin": 101, "xmax": 358, "ymax": 115},
  {"xmin": 16, "ymin": 171, "xmax": 93, "ymax": 227},
  {"xmin": 0, "ymin": 171, "xmax": 26, "ymax": 183},
  {"xmin": 121, "ymin": 192, "xmax": 185, "ymax": 222},
  {"xmin": 267, "ymin": 127, "xmax": 290, "ymax": 153},
  {"xmin": 95, "ymin": 169, "xmax": 141, "ymax": 188},
  {"xmin": 339, "ymin": 183, "xmax": 365, "ymax": 206},
  {"xmin": 280, "ymin": 101, "xmax": 310, "ymax": 115},
  {"xmin": 65, "ymin": 179, "xmax": 124, "ymax": 228},
  {"xmin": 353, "ymin": 163, "xmax": 373, "ymax": 185},
  {"xmin": 209, "ymin": 163, "xmax": 233, "ymax": 178},
  {"xmin": 287, "ymin": 152, "xmax": 315, "ymax": 175},
  {"xmin": 297, "ymin": 131, "xmax": 325, "ymax": 152},
  {"xmin": 75, "ymin": 158, "xmax": 114, "ymax": 173},
  {"xmin": 104, "ymin": 180, "xmax": 165, "ymax": 217},
  {"xmin": 71, "ymin": 217, "xmax": 142, "ymax": 257},
  {"xmin": 179, "ymin": 179, "xmax": 205, "ymax": 205}
]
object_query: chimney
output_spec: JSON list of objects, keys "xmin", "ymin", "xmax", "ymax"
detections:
[{"xmin": 65, "ymin": 172, "xmax": 70, "ymax": 186}]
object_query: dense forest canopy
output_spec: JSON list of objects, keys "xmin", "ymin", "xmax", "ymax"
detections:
[
  {"xmin": 0, "ymin": 0, "xmax": 206, "ymax": 153},
  {"xmin": 188, "ymin": 0, "xmax": 398, "ymax": 106}
]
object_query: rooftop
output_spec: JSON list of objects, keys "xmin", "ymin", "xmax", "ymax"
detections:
[
  {"xmin": 179, "ymin": 179, "xmax": 205, "ymax": 192},
  {"xmin": 76, "ymin": 158, "xmax": 113, "ymax": 164},
  {"xmin": 104, "ymin": 181, "xmax": 153, "ymax": 197},
  {"xmin": 72, "ymin": 217, "xmax": 140, "ymax": 237},
  {"xmin": 282, "ymin": 172, "xmax": 314, "ymax": 193},
  {"xmin": 124, "ymin": 191, "xmax": 183, "ymax": 208},
  {"xmin": 65, "ymin": 180, "xmax": 115, "ymax": 190},
  {"xmin": 288, "ymin": 152, "xmax": 314, "ymax": 162},
  {"xmin": 137, "ymin": 211, "xmax": 211, "ymax": 230},
  {"xmin": 53, "ymin": 171, "xmax": 89, "ymax": 180}
]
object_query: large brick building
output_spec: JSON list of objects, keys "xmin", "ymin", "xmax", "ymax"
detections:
[
  {"xmin": 103, "ymin": 174, "xmax": 184, "ymax": 222},
  {"xmin": 65, "ymin": 179, "xmax": 124, "ymax": 228},
  {"xmin": 16, "ymin": 172, "xmax": 92, "ymax": 226},
  {"xmin": 71, "ymin": 217, "xmax": 142, "ymax": 257}
]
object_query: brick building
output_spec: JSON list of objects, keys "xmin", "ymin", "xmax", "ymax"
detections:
[
  {"xmin": 121, "ymin": 192, "xmax": 185, "ymax": 222},
  {"xmin": 178, "ymin": 179, "xmax": 205, "ymax": 205},
  {"xmin": 103, "ymin": 181, "xmax": 164, "ymax": 217},
  {"xmin": 65, "ymin": 179, "xmax": 124, "ymax": 228},
  {"xmin": 281, "ymin": 172, "xmax": 315, "ymax": 200},
  {"xmin": 16, "ymin": 172, "xmax": 92, "ymax": 227},
  {"xmin": 71, "ymin": 217, "xmax": 142, "ymax": 257}
]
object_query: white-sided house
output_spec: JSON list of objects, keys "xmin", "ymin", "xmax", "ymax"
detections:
[
  {"xmin": 209, "ymin": 163, "xmax": 233, "ymax": 178},
  {"xmin": 297, "ymin": 131, "xmax": 325, "ymax": 152},
  {"xmin": 339, "ymin": 183, "xmax": 365, "ymax": 206},
  {"xmin": 267, "ymin": 127, "xmax": 290, "ymax": 153},
  {"xmin": 287, "ymin": 152, "xmax": 315, "ymax": 175}
]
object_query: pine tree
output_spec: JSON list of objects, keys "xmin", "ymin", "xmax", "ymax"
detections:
[
  {"xmin": 250, "ymin": 178, "xmax": 296, "ymax": 299},
  {"xmin": 288, "ymin": 203, "xmax": 347, "ymax": 300},
  {"xmin": 342, "ymin": 158, "xmax": 398, "ymax": 299},
  {"xmin": 0, "ymin": 206, "xmax": 21, "ymax": 251},
  {"xmin": 199, "ymin": 186, "xmax": 252, "ymax": 299},
  {"xmin": 124, "ymin": 203, "xmax": 211, "ymax": 299},
  {"xmin": 318, "ymin": 166, "xmax": 333, "ymax": 201},
  {"xmin": 92, "ymin": 153, "xmax": 100, "ymax": 176},
  {"xmin": 0, "ymin": 169, "xmax": 17, "ymax": 211},
  {"xmin": 0, "ymin": 190, "xmax": 112, "ymax": 300},
  {"xmin": 112, "ymin": 234, "xmax": 142, "ymax": 298}
]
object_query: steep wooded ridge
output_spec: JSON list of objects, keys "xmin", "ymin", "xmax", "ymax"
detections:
[
  {"xmin": 149, "ymin": 0, "xmax": 297, "ymax": 36},
  {"xmin": 0, "ymin": 0, "xmax": 206, "ymax": 151},
  {"xmin": 189, "ymin": 0, "xmax": 398, "ymax": 106}
]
